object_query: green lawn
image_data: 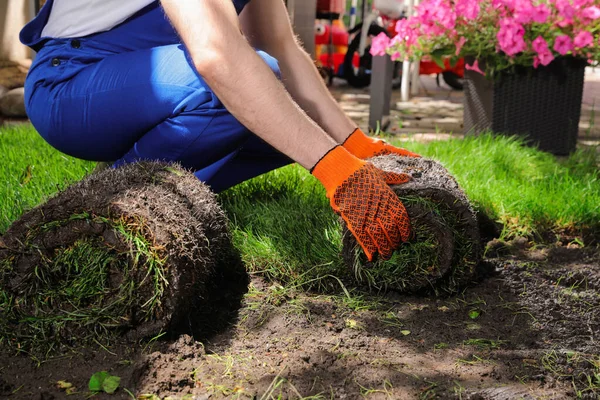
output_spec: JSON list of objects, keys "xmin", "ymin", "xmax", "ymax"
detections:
[
  {"xmin": 0, "ymin": 124, "xmax": 95, "ymax": 232},
  {"xmin": 402, "ymin": 134, "xmax": 600, "ymax": 239},
  {"xmin": 1, "ymin": 123, "xmax": 599, "ymax": 250}
]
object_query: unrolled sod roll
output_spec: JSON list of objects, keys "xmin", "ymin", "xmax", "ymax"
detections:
[
  {"xmin": 0, "ymin": 162, "xmax": 239, "ymax": 353},
  {"xmin": 342, "ymin": 155, "xmax": 482, "ymax": 294}
]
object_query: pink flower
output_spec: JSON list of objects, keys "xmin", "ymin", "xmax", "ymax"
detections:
[
  {"xmin": 497, "ymin": 18, "xmax": 527, "ymax": 56},
  {"xmin": 514, "ymin": 1, "xmax": 535, "ymax": 24},
  {"xmin": 391, "ymin": 51, "xmax": 402, "ymax": 61},
  {"xmin": 465, "ymin": 59, "xmax": 485, "ymax": 75},
  {"xmin": 573, "ymin": 0, "xmax": 593, "ymax": 7},
  {"xmin": 394, "ymin": 19, "xmax": 418, "ymax": 46},
  {"xmin": 556, "ymin": 0, "xmax": 576, "ymax": 19},
  {"xmin": 495, "ymin": 0, "xmax": 517, "ymax": 10},
  {"xmin": 432, "ymin": 2, "xmax": 457, "ymax": 30},
  {"xmin": 383, "ymin": 0, "xmax": 597, "ymax": 76},
  {"xmin": 532, "ymin": 4, "xmax": 551, "ymax": 23},
  {"xmin": 557, "ymin": 18, "xmax": 574, "ymax": 28},
  {"xmin": 582, "ymin": 6, "xmax": 600, "ymax": 19},
  {"xmin": 370, "ymin": 32, "xmax": 390, "ymax": 56},
  {"xmin": 553, "ymin": 35, "xmax": 574, "ymax": 55},
  {"xmin": 455, "ymin": 37, "xmax": 467, "ymax": 56},
  {"xmin": 532, "ymin": 36, "xmax": 549, "ymax": 53},
  {"xmin": 455, "ymin": 0, "xmax": 480, "ymax": 20},
  {"xmin": 536, "ymin": 50, "xmax": 555, "ymax": 67},
  {"xmin": 531, "ymin": 36, "xmax": 553, "ymax": 68},
  {"xmin": 574, "ymin": 31, "xmax": 593, "ymax": 48},
  {"xmin": 395, "ymin": 19, "xmax": 408, "ymax": 35}
]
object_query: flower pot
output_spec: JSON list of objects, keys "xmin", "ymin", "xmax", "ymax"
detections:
[{"xmin": 463, "ymin": 57, "xmax": 587, "ymax": 155}]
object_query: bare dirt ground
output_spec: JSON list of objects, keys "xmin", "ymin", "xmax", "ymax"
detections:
[{"xmin": 1, "ymin": 237, "xmax": 599, "ymax": 400}]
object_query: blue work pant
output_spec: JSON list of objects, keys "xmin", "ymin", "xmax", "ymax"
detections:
[{"xmin": 23, "ymin": 3, "xmax": 292, "ymax": 192}]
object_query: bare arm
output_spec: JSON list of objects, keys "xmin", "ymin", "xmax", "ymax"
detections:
[
  {"xmin": 160, "ymin": 0, "xmax": 337, "ymax": 169},
  {"xmin": 239, "ymin": 0, "xmax": 357, "ymax": 143}
]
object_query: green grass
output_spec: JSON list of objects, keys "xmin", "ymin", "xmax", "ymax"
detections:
[
  {"xmin": 0, "ymin": 123, "xmax": 599, "ymax": 354},
  {"xmin": 218, "ymin": 164, "xmax": 350, "ymax": 291},
  {"xmin": 0, "ymin": 124, "xmax": 95, "ymax": 233},
  {"xmin": 396, "ymin": 133, "xmax": 600, "ymax": 239},
  {"xmin": 0, "ymin": 213, "xmax": 169, "ymax": 355},
  {"xmin": 220, "ymin": 173, "xmax": 475, "ymax": 292},
  {"xmin": 1, "ymin": 124, "xmax": 599, "ymax": 292},
  {"xmin": 2, "ymin": 124, "xmax": 597, "ymax": 240},
  {"xmin": 0, "ymin": 126, "xmax": 171, "ymax": 353},
  {"xmin": 218, "ymin": 133, "xmax": 598, "ymax": 291}
]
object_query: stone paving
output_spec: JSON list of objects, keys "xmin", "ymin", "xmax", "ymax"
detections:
[
  {"xmin": 330, "ymin": 69, "xmax": 600, "ymax": 148},
  {"xmin": 0, "ymin": 60, "xmax": 29, "ymax": 121}
]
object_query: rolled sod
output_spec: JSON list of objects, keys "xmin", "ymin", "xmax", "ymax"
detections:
[
  {"xmin": 0, "ymin": 162, "xmax": 238, "ymax": 353},
  {"xmin": 342, "ymin": 155, "xmax": 482, "ymax": 294}
]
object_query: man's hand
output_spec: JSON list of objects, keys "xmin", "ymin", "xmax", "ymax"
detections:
[
  {"xmin": 343, "ymin": 128, "xmax": 420, "ymax": 159},
  {"xmin": 312, "ymin": 146, "xmax": 411, "ymax": 261}
]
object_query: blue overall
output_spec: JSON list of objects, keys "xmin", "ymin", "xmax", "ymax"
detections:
[{"xmin": 20, "ymin": 0, "xmax": 292, "ymax": 193}]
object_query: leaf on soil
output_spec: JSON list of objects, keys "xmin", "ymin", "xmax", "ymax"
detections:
[
  {"xmin": 468, "ymin": 309, "xmax": 481, "ymax": 319},
  {"xmin": 401, "ymin": 330, "xmax": 411, "ymax": 336},
  {"xmin": 138, "ymin": 395, "xmax": 161, "ymax": 400},
  {"xmin": 102, "ymin": 375, "xmax": 121, "ymax": 394},
  {"xmin": 56, "ymin": 381, "xmax": 73, "ymax": 390},
  {"xmin": 345, "ymin": 318, "xmax": 362, "ymax": 329},
  {"xmin": 137, "ymin": 394, "xmax": 161, "ymax": 400},
  {"xmin": 465, "ymin": 323, "xmax": 481, "ymax": 330},
  {"xmin": 89, "ymin": 371, "xmax": 110, "ymax": 392},
  {"xmin": 56, "ymin": 380, "xmax": 76, "ymax": 394},
  {"xmin": 89, "ymin": 371, "xmax": 120, "ymax": 394}
]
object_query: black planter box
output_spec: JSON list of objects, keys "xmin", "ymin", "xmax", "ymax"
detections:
[{"xmin": 463, "ymin": 57, "xmax": 587, "ymax": 155}]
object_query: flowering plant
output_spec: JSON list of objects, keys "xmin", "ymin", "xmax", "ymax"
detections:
[{"xmin": 371, "ymin": 0, "xmax": 600, "ymax": 76}]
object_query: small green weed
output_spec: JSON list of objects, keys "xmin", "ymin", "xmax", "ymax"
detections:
[
  {"xmin": 463, "ymin": 338, "xmax": 506, "ymax": 350},
  {"xmin": 541, "ymin": 350, "xmax": 600, "ymax": 398},
  {"xmin": 434, "ymin": 342, "xmax": 449, "ymax": 350},
  {"xmin": 356, "ymin": 379, "xmax": 395, "ymax": 398},
  {"xmin": 89, "ymin": 371, "xmax": 121, "ymax": 395},
  {"xmin": 456, "ymin": 354, "xmax": 494, "ymax": 366}
]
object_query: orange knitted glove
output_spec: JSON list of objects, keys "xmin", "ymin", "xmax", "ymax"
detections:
[
  {"xmin": 312, "ymin": 146, "xmax": 412, "ymax": 261},
  {"xmin": 343, "ymin": 128, "xmax": 420, "ymax": 159}
]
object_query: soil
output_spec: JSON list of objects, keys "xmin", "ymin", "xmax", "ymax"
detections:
[{"xmin": 1, "ymin": 237, "xmax": 598, "ymax": 400}]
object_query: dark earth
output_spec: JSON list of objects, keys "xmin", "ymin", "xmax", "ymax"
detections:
[{"xmin": 1, "ymin": 236, "xmax": 599, "ymax": 399}]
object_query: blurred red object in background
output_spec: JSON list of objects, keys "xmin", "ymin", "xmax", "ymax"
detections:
[
  {"xmin": 314, "ymin": 22, "xmax": 348, "ymax": 46},
  {"xmin": 317, "ymin": 0, "xmax": 345, "ymax": 15}
]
